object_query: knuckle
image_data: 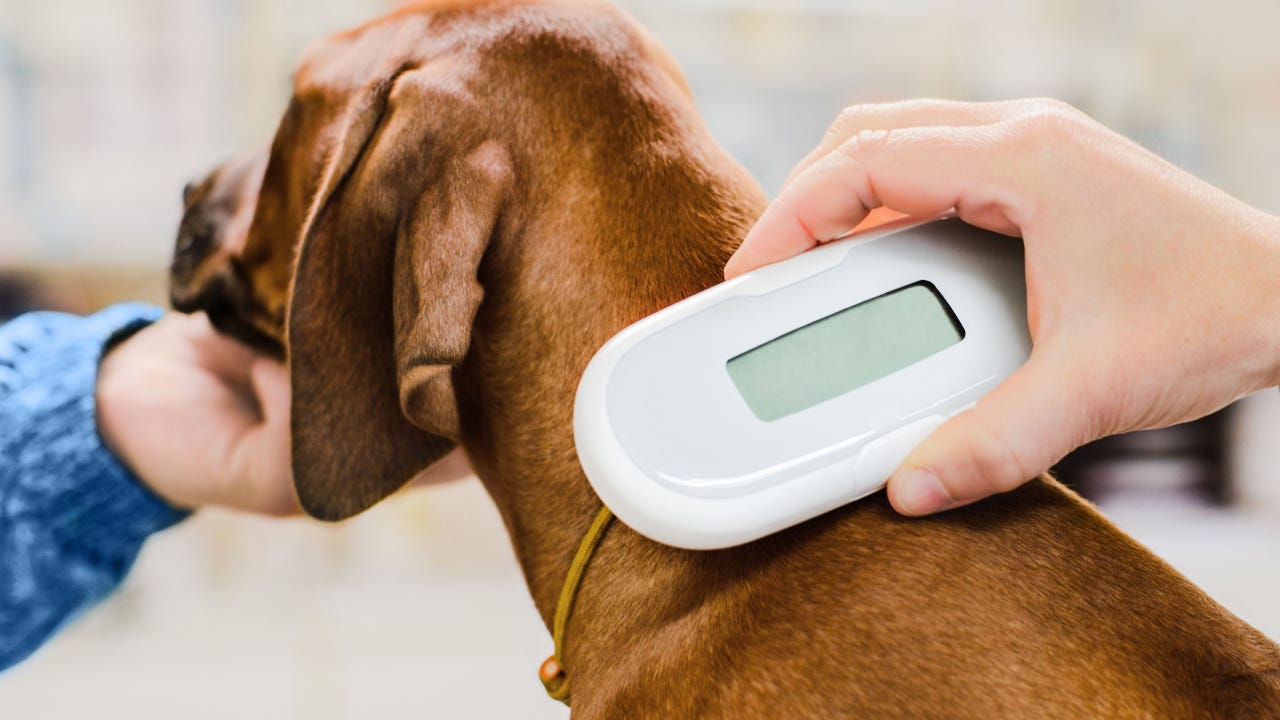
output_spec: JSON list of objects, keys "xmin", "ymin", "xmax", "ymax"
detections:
[
  {"xmin": 836, "ymin": 127, "xmax": 891, "ymax": 165},
  {"xmin": 898, "ymin": 97, "xmax": 969, "ymax": 115},
  {"xmin": 834, "ymin": 104, "xmax": 865, "ymax": 125},
  {"xmin": 827, "ymin": 100, "xmax": 905, "ymax": 138},
  {"xmin": 826, "ymin": 104, "xmax": 870, "ymax": 140},
  {"xmin": 996, "ymin": 101, "xmax": 1094, "ymax": 172},
  {"xmin": 1023, "ymin": 96, "xmax": 1080, "ymax": 115},
  {"xmin": 1007, "ymin": 98, "xmax": 1089, "ymax": 142}
]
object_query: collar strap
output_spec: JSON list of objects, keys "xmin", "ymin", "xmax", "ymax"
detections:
[{"xmin": 539, "ymin": 504, "xmax": 615, "ymax": 705}]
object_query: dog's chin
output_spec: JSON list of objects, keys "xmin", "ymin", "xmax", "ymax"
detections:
[
  {"xmin": 205, "ymin": 308, "xmax": 285, "ymax": 358},
  {"xmin": 171, "ymin": 278, "xmax": 285, "ymax": 358},
  {"xmin": 168, "ymin": 277, "xmax": 204, "ymax": 315}
]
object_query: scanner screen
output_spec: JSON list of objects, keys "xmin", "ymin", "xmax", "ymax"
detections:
[{"xmin": 726, "ymin": 282, "xmax": 964, "ymax": 421}]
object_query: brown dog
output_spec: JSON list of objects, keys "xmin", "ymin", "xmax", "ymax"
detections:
[{"xmin": 171, "ymin": 1, "xmax": 1280, "ymax": 717}]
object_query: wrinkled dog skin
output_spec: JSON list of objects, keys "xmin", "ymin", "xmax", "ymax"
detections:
[{"xmin": 170, "ymin": 1, "xmax": 1280, "ymax": 717}]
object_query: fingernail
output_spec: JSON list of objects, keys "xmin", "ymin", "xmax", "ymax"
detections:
[{"xmin": 893, "ymin": 468, "xmax": 953, "ymax": 516}]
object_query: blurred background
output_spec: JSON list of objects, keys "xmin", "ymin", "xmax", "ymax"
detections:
[{"xmin": 2, "ymin": 0, "xmax": 1279, "ymax": 717}]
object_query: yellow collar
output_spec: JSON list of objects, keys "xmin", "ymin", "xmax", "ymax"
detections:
[{"xmin": 538, "ymin": 504, "xmax": 615, "ymax": 705}]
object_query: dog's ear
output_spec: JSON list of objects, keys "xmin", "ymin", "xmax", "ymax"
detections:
[{"xmin": 286, "ymin": 67, "xmax": 511, "ymax": 520}]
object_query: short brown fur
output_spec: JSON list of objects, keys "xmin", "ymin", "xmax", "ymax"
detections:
[{"xmin": 171, "ymin": 1, "xmax": 1280, "ymax": 717}]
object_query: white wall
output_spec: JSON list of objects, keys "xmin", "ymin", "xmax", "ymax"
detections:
[{"xmin": 2, "ymin": 0, "xmax": 1279, "ymax": 266}]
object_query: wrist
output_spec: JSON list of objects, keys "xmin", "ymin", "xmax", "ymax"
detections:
[
  {"xmin": 0, "ymin": 304, "xmax": 187, "ymax": 552},
  {"xmin": 94, "ymin": 330, "xmax": 193, "ymax": 510},
  {"xmin": 95, "ymin": 349, "xmax": 134, "ymax": 474}
]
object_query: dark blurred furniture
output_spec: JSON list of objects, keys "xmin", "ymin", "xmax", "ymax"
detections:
[
  {"xmin": 0, "ymin": 273, "xmax": 42, "ymax": 321},
  {"xmin": 0, "ymin": 266, "xmax": 164, "ymax": 322},
  {"xmin": 1051, "ymin": 411, "xmax": 1230, "ymax": 505}
]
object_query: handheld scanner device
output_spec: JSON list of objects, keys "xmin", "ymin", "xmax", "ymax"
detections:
[{"xmin": 573, "ymin": 217, "xmax": 1031, "ymax": 550}]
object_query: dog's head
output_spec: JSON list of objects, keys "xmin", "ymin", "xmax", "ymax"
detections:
[
  {"xmin": 172, "ymin": 1, "xmax": 759, "ymax": 524},
  {"xmin": 170, "ymin": 148, "xmax": 278, "ymax": 352},
  {"xmin": 173, "ymin": 5, "xmax": 527, "ymax": 521}
]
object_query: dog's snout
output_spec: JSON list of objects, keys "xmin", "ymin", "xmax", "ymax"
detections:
[
  {"xmin": 170, "ymin": 147, "xmax": 277, "ymax": 350},
  {"xmin": 170, "ymin": 199, "xmax": 236, "ymax": 318},
  {"xmin": 171, "ymin": 265, "xmax": 284, "ymax": 356},
  {"xmin": 170, "ymin": 215, "xmax": 217, "ymax": 285}
]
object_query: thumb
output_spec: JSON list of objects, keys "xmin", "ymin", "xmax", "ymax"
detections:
[
  {"xmin": 225, "ymin": 358, "xmax": 297, "ymax": 516},
  {"xmin": 886, "ymin": 355, "xmax": 1085, "ymax": 516},
  {"xmin": 249, "ymin": 357, "xmax": 291, "ymax": 427}
]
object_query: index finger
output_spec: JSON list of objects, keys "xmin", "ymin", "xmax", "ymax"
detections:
[
  {"xmin": 724, "ymin": 124, "xmax": 1025, "ymax": 279},
  {"xmin": 783, "ymin": 99, "xmax": 1025, "ymax": 189}
]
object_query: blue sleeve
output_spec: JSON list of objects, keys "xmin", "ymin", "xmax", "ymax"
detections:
[{"xmin": 0, "ymin": 303, "xmax": 190, "ymax": 673}]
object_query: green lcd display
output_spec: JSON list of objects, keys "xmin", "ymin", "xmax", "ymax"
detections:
[{"xmin": 726, "ymin": 282, "xmax": 964, "ymax": 422}]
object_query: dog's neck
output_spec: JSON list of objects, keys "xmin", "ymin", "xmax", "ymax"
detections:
[
  {"xmin": 452, "ymin": 133, "xmax": 1280, "ymax": 718},
  {"xmin": 458, "ymin": 143, "xmax": 768, "ymax": 624}
]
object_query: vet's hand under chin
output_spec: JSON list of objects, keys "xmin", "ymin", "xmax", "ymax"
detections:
[
  {"xmin": 726, "ymin": 97, "xmax": 1280, "ymax": 517},
  {"xmin": 96, "ymin": 312, "xmax": 299, "ymax": 516},
  {"xmin": 411, "ymin": 447, "xmax": 474, "ymax": 487}
]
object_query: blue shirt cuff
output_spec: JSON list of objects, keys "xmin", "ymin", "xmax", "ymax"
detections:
[{"xmin": 1, "ymin": 303, "xmax": 193, "ymax": 672}]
